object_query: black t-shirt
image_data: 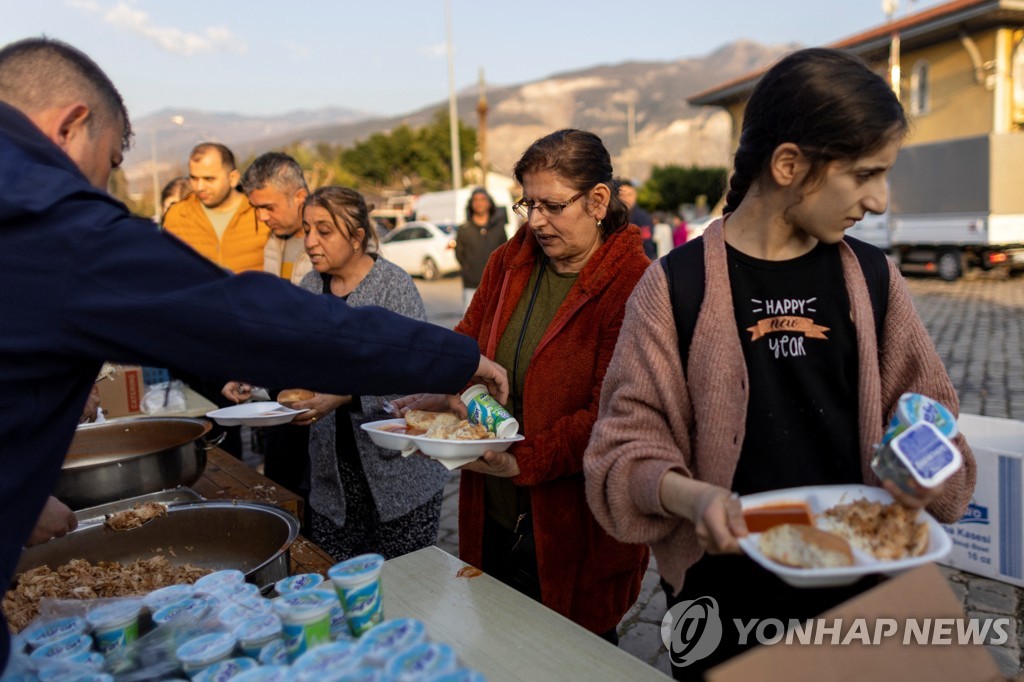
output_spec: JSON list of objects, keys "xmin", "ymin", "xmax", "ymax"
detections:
[{"xmin": 726, "ymin": 241, "xmax": 862, "ymax": 494}]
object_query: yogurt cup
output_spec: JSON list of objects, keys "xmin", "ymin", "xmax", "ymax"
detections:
[
  {"xmin": 356, "ymin": 619, "xmax": 427, "ymax": 667},
  {"xmin": 23, "ymin": 617, "xmax": 88, "ymax": 650},
  {"xmin": 327, "ymin": 554, "xmax": 385, "ymax": 637},
  {"xmin": 257, "ymin": 639, "xmax": 289, "ymax": 667},
  {"xmin": 234, "ymin": 612, "xmax": 283, "ymax": 658},
  {"xmin": 272, "ymin": 589, "xmax": 335, "ymax": 662},
  {"xmin": 321, "ymin": 667, "xmax": 384, "ymax": 682},
  {"xmin": 291, "ymin": 640, "xmax": 361, "ymax": 682},
  {"xmin": 153, "ymin": 596, "xmax": 218, "ymax": 627},
  {"xmin": 41, "ymin": 673, "xmax": 112, "ymax": 682},
  {"xmin": 218, "ymin": 599, "xmax": 273, "ymax": 630},
  {"xmin": 872, "ymin": 420, "xmax": 964, "ymax": 492},
  {"xmin": 190, "ymin": 656, "xmax": 258, "ymax": 682},
  {"xmin": 216, "ymin": 582, "xmax": 261, "ymax": 604},
  {"xmin": 29, "ymin": 634, "xmax": 94, "ymax": 664},
  {"xmin": 175, "ymin": 631, "xmax": 237, "ymax": 674},
  {"xmin": 230, "ymin": 666, "xmax": 293, "ymax": 682},
  {"xmin": 384, "ymin": 642, "xmax": 457, "ymax": 682},
  {"xmin": 144, "ymin": 584, "xmax": 197, "ymax": 612},
  {"xmin": 276, "ymin": 572, "xmax": 325, "ymax": 595},
  {"xmin": 194, "ymin": 569, "xmax": 245, "ymax": 595},
  {"xmin": 86, "ymin": 600, "xmax": 142, "ymax": 655},
  {"xmin": 884, "ymin": 392, "xmax": 958, "ymax": 443},
  {"xmin": 35, "ymin": 654, "xmax": 105, "ymax": 682},
  {"xmin": 461, "ymin": 385, "xmax": 519, "ymax": 438}
]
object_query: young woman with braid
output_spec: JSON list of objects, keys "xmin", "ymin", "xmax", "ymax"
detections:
[{"xmin": 584, "ymin": 48, "xmax": 976, "ymax": 679}]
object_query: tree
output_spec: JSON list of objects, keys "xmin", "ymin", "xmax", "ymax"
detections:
[{"xmin": 639, "ymin": 165, "xmax": 728, "ymax": 213}]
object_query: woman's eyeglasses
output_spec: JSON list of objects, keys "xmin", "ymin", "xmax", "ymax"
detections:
[{"xmin": 512, "ymin": 188, "xmax": 589, "ymax": 220}]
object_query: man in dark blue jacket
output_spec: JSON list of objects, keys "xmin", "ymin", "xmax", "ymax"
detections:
[{"xmin": 0, "ymin": 37, "xmax": 507, "ymax": 670}]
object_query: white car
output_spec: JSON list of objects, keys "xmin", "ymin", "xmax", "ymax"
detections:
[{"xmin": 379, "ymin": 221, "xmax": 460, "ymax": 281}]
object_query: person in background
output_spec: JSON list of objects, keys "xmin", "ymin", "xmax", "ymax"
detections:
[
  {"xmin": 616, "ymin": 177, "xmax": 655, "ymax": 259},
  {"xmin": 652, "ymin": 210, "xmax": 673, "ymax": 258},
  {"xmin": 159, "ymin": 176, "xmax": 191, "ymax": 225},
  {"xmin": 226, "ymin": 187, "xmax": 450, "ymax": 560},
  {"xmin": 395, "ymin": 129, "xmax": 650, "ymax": 642},
  {"xmin": 235, "ymin": 152, "xmax": 314, "ymax": 510},
  {"xmin": 455, "ymin": 187, "xmax": 508, "ymax": 312},
  {"xmin": 0, "ymin": 37, "xmax": 507, "ymax": 670},
  {"xmin": 242, "ymin": 152, "xmax": 312, "ymax": 286},
  {"xmin": 585, "ymin": 48, "xmax": 976, "ymax": 679},
  {"xmin": 163, "ymin": 142, "xmax": 270, "ymax": 274},
  {"xmin": 671, "ymin": 214, "xmax": 689, "ymax": 248}
]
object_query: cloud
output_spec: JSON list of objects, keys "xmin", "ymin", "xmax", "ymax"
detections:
[
  {"xmin": 420, "ymin": 42, "xmax": 449, "ymax": 59},
  {"xmin": 67, "ymin": 0, "xmax": 246, "ymax": 56},
  {"xmin": 281, "ymin": 41, "xmax": 311, "ymax": 60}
]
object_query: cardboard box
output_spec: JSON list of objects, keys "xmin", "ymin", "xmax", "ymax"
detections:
[
  {"xmin": 939, "ymin": 414, "xmax": 1024, "ymax": 587},
  {"xmin": 95, "ymin": 364, "xmax": 144, "ymax": 418},
  {"xmin": 707, "ymin": 564, "xmax": 1002, "ymax": 681}
]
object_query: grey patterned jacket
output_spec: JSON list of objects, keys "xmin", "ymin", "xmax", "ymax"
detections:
[{"xmin": 300, "ymin": 257, "xmax": 450, "ymax": 525}]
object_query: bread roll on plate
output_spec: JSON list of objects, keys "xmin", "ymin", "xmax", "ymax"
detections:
[
  {"xmin": 404, "ymin": 410, "xmax": 460, "ymax": 431},
  {"xmin": 758, "ymin": 524, "xmax": 854, "ymax": 569},
  {"xmin": 278, "ymin": 388, "xmax": 315, "ymax": 407}
]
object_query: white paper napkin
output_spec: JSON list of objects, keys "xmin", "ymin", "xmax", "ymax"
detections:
[{"xmin": 400, "ymin": 445, "xmax": 477, "ymax": 471}]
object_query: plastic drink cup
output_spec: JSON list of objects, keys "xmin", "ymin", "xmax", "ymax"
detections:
[
  {"xmin": 872, "ymin": 420, "xmax": 964, "ymax": 493},
  {"xmin": 231, "ymin": 666, "xmax": 293, "ymax": 682},
  {"xmin": 86, "ymin": 600, "xmax": 142, "ymax": 655},
  {"xmin": 460, "ymin": 385, "xmax": 519, "ymax": 438},
  {"xmin": 152, "ymin": 596, "xmax": 218, "ymax": 627},
  {"xmin": 257, "ymin": 639, "xmax": 289, "ymax": 666},
  {"xmin": 175, "ymin": 631, "xmax": 237, "ymax": 675},
  {"xmin": 194, "ymin": 569, "xmax": 245, "ymax": 596},
  {"xmin": 272, "ymin": 589, "xmax": 335, "ymax": 662},
  {"xmin": 327, "ymin": 554, "xmax": 385, "ymax": 637}
]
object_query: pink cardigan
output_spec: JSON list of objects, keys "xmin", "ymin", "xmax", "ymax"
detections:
[{"xmin": 583, "ymin": 219, "xmax": 976, "ymax": 594}]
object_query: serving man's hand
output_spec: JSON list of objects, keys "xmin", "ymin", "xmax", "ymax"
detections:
[
  {"xmin": 388, "ymin": 393, "xmax": 465, "ymax": 417},
  {"xmin": 27, "ymin": 496, "xmax": 78, "ymax": 547}
]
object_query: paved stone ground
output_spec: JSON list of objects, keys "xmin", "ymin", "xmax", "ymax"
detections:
[{"xmin": 419, "ymin": 272, "xmax": 1024, "ymax": 678}]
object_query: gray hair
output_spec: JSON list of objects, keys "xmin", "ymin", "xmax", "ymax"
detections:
[
  {"xmin": 241, "ymin": 152, "xmax": 308, "ymax": 194},
  {"xmin": 0, "ymin": 37, "xmax": 132, "ymax": 151}
]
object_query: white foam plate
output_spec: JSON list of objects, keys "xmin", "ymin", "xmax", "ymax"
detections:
[
  {"xmin": 361, "ymin": 418, "xmax": 524, "ymax": 460},
  {"xmin": 205, "ymin": 401, "xmax": 309, "ymax": 427},
  {"xmin": 737, "ymin": 484, "xmax": 952, "ymax": 588}
]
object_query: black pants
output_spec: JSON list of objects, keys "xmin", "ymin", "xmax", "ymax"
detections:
[
  {"xmin": 480, "ymin": 515, "xmax": 619, "ymax": 646},
  {"xmin": 661, "ymin": 554, "xmax": 878, "ymax": 680}
]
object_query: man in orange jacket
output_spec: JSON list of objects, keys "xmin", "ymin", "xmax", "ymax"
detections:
[{"xmin": 163, "ymin": 142, "xmax": 269, "ymax": 273}]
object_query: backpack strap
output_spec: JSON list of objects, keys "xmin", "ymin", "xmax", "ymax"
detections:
[
  {"xmin": 660, "ymin": 237, "xmax": 706, "ymax": 379},
  {"xmin": 662, "ymin": 235, "xmax": 889, "ymax": 380},
  {"xmin": 842, "ymin": 235, "xmax": 889, "ymax": 344}
]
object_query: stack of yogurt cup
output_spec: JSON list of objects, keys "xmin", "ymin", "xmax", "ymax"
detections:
[{"xmin": 871, "ymin": 392, "xmax": 964, "ymax": 493}]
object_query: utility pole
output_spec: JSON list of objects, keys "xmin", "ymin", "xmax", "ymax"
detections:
[
  {"xmin": 445, "ymin": 0, "xmax": 462, "ymax": 221},
  {"xmin": 476, "ymin": 68, "xmax": 489, "ymax": 184}
]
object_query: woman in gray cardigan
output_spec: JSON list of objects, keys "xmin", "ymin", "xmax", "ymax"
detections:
[{"xmin": 288, "ymin": 186, "xmax": 449, "ymax": 560}]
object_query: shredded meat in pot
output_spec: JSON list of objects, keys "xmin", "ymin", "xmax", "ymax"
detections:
[{"xmin": 3, "ymin": 556, "xmax": 212, "ymax": 632}]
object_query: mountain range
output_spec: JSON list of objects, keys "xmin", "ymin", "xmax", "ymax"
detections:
[{"xmin": 123, "ymin": 39, "xmax": 796, "ymax": 191}]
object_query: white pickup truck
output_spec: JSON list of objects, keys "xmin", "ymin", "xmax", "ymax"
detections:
[{"xmin": 848, "ymin": 134, "xmax": 1024, "ymax": 281}]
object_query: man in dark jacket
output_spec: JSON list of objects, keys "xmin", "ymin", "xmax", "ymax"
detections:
[
  {"xmin": 455, "ymin": 188, "xmax": 507, "ymax": 312},
  {"xmin": 0, "ymin": 37, "xmax": 507, "ymax": 671}
]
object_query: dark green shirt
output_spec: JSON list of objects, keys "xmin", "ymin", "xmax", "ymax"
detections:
[{"xmin": 485, "ymin": 259, "xmax": 578, "ymax": 529}]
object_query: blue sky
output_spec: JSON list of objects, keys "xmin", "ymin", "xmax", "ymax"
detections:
[{"xmin": 2, "ymin": 0, "xmax": 946, "ymax": 119}]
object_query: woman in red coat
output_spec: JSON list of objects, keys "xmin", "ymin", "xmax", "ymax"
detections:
[{"xmin": 397, "ymin": 129, "xmax": 650, "ymax": 640}]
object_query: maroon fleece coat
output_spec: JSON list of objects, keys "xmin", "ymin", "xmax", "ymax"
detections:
[{"xmin": 455, "ymin": 223, "xmax": 651, "ymax": 633}]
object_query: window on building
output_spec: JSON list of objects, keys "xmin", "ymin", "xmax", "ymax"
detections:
[{"xmin": 910, "ymin": 60, "xmax": 930, "ymax": 116}]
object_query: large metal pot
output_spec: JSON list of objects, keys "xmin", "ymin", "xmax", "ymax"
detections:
[
  {"xmin": 15, "ymin": 500, "xmax": 299, "ymax": 589},
  {"xmin": 54, "ymin": 418, "xmax": 216, "ymax": 510}
]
